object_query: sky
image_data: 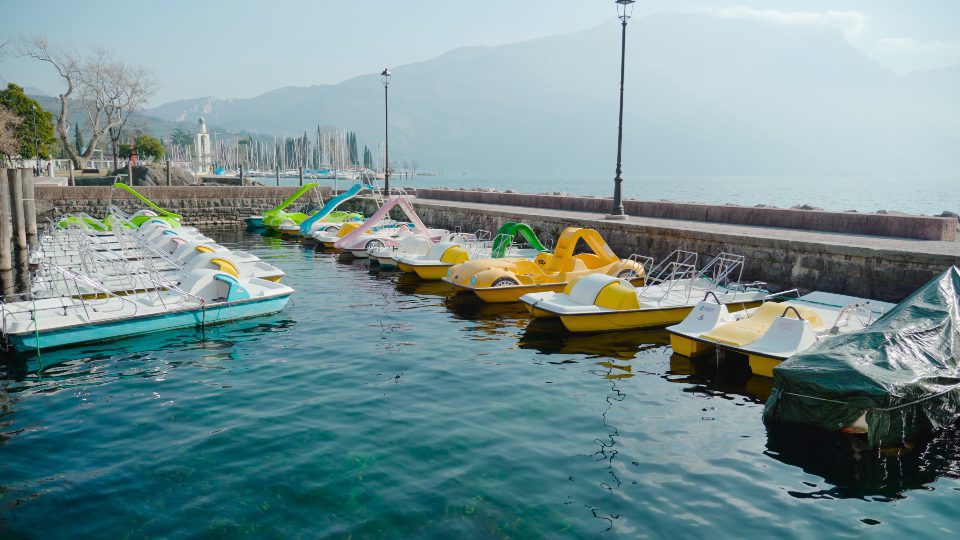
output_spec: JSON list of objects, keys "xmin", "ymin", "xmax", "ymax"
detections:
[{"xmin": 1, "ymin": 0, "xmax": 959, "ymax": 106}]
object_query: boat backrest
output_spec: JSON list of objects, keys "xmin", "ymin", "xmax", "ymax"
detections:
[
  {"xmin": 568, "ymin": 274, "xmax": 620, "ymax": 305},
  {"xmin": 748, "ymin": 317, "xmax": 818, "ymax": 356},
  {"xmin": 426, "ymin": 241, "xmax": 458, "ymax": 259},
  {"xmin": 669, "ymin": 300, "xmax": 735, "ymax": 335}
]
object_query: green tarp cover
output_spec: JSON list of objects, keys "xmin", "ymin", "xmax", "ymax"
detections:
[{"xmin": 763, "ymin": 266, "xmax": 960, "ymax": 447}]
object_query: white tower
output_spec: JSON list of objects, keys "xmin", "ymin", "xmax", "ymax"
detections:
[{"xmin": 195, "ymin": 117, "xmax": 212, "ymax": 173}]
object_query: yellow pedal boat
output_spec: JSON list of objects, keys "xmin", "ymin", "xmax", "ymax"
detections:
[
  {"xmin": 441, "ymin": 227, "xmax": 644, "ymax": 303},
  {"xmin": 518, "ymin": 251, "xmax": 768, "ymax": 330}
]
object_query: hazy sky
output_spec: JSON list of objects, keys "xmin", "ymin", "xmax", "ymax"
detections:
[{"xmin": 2, "ymin": 0, "xmax": 958, "ymax": 105}]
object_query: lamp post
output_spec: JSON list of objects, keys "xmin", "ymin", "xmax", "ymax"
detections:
[
  {"xmin": 607, "ymin": 0, "xmax": 635, "ymax": 219},
  {"xmin": 381, "ymin": 68, "xmax": 391, "ymax": 194},
  {"xmin": 32, "ymin": 105, "xmax": 41, "ymax": 176}
]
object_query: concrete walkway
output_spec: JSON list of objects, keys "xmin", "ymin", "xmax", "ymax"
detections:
[{"xmin": 413, "ymin": 197, "xmax": 960, "ymax": 258}]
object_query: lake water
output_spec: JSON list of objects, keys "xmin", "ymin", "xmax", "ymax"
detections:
[
  {"xmin": 276, "ymin": 173, "xmax": 960, "ymax": 216},
  {"xmin": 2, "ymin": 227, "xmax": 959, "ymax": 538}
]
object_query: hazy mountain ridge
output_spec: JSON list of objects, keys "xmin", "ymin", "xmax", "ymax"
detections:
[{"xmin": 144, "ymin": 13, "xmax": 959, "ymax": 175}]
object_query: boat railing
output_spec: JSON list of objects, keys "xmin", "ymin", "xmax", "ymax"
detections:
[
  {"xmin": 621, "ymin": 254, "xmax": 655, "ymax": 280},
  {"xmin": 691, "ymin": 252, "xmax": 747, "ymax": 293},
  {"xmin": 474, "ymin": 230, "xmax": 493, "ymax": 243},
  {"xmin": 633, "ymin": 250, "xmax": 699, "ymax": 304}
]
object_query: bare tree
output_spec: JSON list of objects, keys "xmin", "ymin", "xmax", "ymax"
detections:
[
  {"xmin": 21, "ymin": 38, "xmax": 157, "ymax": 170},
  {"xmin": 0, "ymin": 103, "xmax": 23, "ymax": 166}
]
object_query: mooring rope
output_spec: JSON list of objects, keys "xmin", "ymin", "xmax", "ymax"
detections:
[{"xmin": 781, "ymin": 383, "xmax": 960, "ymax": 412}]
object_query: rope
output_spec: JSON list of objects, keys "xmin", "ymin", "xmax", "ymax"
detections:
[
  {"xmin": 31, "ymin": 296, "xmax": 44, "ymax": 376},
  {"xmin": 781, "ymin": 383, "xmax": 960, "ymax": 411}
]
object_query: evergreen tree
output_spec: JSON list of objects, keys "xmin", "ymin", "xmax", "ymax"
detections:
[
  {"xmin": 363, "ymin": 145, "xmax": 373, "ymax": 168},
  {"xmin": 348, "ymin": 131, "xmax": 358, "ymax": 165},
  {"xmin": 74, "ymin": 122, "xmax": 84, "ymax": 154}
]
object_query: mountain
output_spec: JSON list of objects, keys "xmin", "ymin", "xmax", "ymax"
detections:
[{"xmin": 146, "ymin": 13, "xmax": 960, "ymax": 176}]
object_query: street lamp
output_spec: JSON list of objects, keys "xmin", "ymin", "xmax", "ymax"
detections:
[
  {"xmin": 607, "ymin": 0, "xmax": 635, "ymax": 220},
  {"xmin": 381, "ymin": 68, "xmax": 391, "ymax": 194},
  {"xmin": 32, "ymin": 105, "xmax": 41, "ymax": 176}
]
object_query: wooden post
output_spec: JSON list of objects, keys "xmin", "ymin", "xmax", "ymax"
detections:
[
  {"xmin": 298, "ymin": 166, "xmax": 304, "ymax": 187},
  {"xmin": 166, "ymin": 159, "xmax": 172, "ymax": 186},
  {"xmin": 275, "ymin": 165, "xmax": 280, "ymax": 187},
  {"xmin": 239, "ymin": 164, "xmax": 244, "ymax": 185},
  {"xmin": 20, "ymin": 168, "xmax": 38, "ymax": 248},
  {"xmin": 127, "ymin": 161, "xmax": 134, "ymax": 186},
  {"xmin": 68, "ymin": 160, "xmax": 75, "ymax": 186},
  {"xmin": 0, "ymin": 168, "xmax": 13, "ymax": 297},
  {"xmin": 7, "ymin": 168, "xmax": 29, "ymax": 298}
]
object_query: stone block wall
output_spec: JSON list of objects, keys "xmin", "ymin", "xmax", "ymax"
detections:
[
  {"xmin": 349, "ymin": 197, "xmax": 957, "ymax": 302},
  {"xmin": 415, "ymin": 189, "xmax": 956, "ymax": 242}
]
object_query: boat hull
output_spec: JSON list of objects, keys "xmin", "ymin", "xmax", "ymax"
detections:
[
  {"xmin": 474, "ymin": 283, "xmax": 566, "ymax": 304},
  {"xmin": 411, "ymin": 263, "xmax": 452, "ymax": 281},
  {"xmin": 668, "ymin": 333, "xmax": 716, "ymax": 357},
  {"xmin": 7, "ymin": 295, "xmax": 291, "ymax": 352},
  {"xmin": 560, "ymin": 300, "xmax": 762, "ymax": 334}
]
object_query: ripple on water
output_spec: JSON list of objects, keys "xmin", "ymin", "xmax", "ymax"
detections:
[{"xmin": 1, "ymin": 225, "xmax": 959, "ymax": 538}]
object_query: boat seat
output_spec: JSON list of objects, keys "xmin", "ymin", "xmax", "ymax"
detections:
[
  {"xmin": 214, "ymin": 273, "xmax": 251, "ymax": 302},
  {"xmin": 568, "ymin": 274, "xmax": 620, "ymax": 305},
  {"xmin": 702, "ymin": 302, "xmax": 823, "ymax": 347},
  {"xmin": 669, "ymin": 300, "xmax": 736, "ymax": 335}
]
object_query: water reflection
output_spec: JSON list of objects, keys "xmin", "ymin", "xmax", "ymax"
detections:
[
  {"xmin": 0, "ymin": 316, "xmax": 295, "ymax": 388},
  {"xmin": 765, "ymin": 421, "xmax": 960, "ymax": 500},
  {"xmin": 519, "ymin": 321, "xmax": 669, "ymax": 361},
  {"xmin": 666, "ymin": 353, "xmax": 773, "ymax": 403}
]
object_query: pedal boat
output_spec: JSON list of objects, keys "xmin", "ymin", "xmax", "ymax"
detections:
[
  {"xmin": 441, "ymin": 227, "xmax": 644, "ymax": 303},
  {"xmin": 2, "ymin": 267, "xmax": 293, "ymax": 352},
  {"xmin": 332, "ymin": 195, "xmax": 440, "ymax": 258},
  {"xmin": 394, "ymin": 222, "xmax": 548, "ymax": 280},
  {"xmin": 519, "ymin": 251, "xmax": 767, "ymax": 327},
  {"xmin": 666, "ymin": 291, "xmax": 893, "ymax": 377}
]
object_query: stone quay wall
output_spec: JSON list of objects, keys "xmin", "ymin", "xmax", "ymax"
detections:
[
  {"xmin": 32, "ymin": 187, "xmax": 960, "ymax": 302},
  {"xmin": 347, "ymin": 197, "xmax": 959, "ymax": 303},
  {"xmin": 414, "ymin": 189, "xmax": 957, "ymax": 242},
  {"xmin": 35, "ymin": 185, "xmax": 332, "ymax": 225}
]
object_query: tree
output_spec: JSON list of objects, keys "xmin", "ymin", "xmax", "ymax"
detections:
[
  {"xmin": 0, "ymin": 103, "xmax": 23, "ymax": 166},
  {"xmin": 362, "ymin": 145, "xmax": 373, "ymax": 168},
  {"xmin": 22, "ymin": 38, "xmax": 157, "ymax": 169},
  {"xmin": 74, "ymin": 122, "xmax": 84, "ymax": 154},
  {"xmin": 170, "ymin": 127, "xmax": 192, "ymax": 146},
  {"xmin": 119, "ymin": 134, "xmax": 164, "ymax": 162},
  {"xmin": 135, "ymin": 134, "xmax": 164, "ymax": 161},
  {"xmin": 0, "ymin": 83, "xmax": 56, "ymax": 162}
]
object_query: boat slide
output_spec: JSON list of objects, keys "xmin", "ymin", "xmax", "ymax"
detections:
[
  {"xmin": 393, "ymin": 222, "xmax": 548, "ymax": 280},
  {"xmin": 294, "ymin": 182, "xmax": 371, "ymax": 236},
  {"xmin": 442, "ymin": 227, "xmax": 645, "ymax": 303}
]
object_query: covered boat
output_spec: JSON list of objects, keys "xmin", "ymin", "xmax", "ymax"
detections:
[{"xmin": 763, "ymin": 266, "xmax": 960, "ymax": 447}]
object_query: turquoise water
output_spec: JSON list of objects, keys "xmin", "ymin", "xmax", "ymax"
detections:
[
  {"xmin": 2, "ymin": 227, "xmax": 959, "ymax": 538},
  {"xmin": 275, "ymin": 174, "xmax": 960, "ymax": 216}
]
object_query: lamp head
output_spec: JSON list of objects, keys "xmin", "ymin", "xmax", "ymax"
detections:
[
  {"xmin": 381, "ymin": 68, "xmax": 391, "ymax": 86},
  {"xmin": 615, "ymin": 0, "xmax": 635, "ymax": 21}
]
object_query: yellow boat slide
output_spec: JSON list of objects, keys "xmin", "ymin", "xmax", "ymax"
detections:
[{"xmin": 441, "ymin": 227, "xmax": 644, "ymax": 303}]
